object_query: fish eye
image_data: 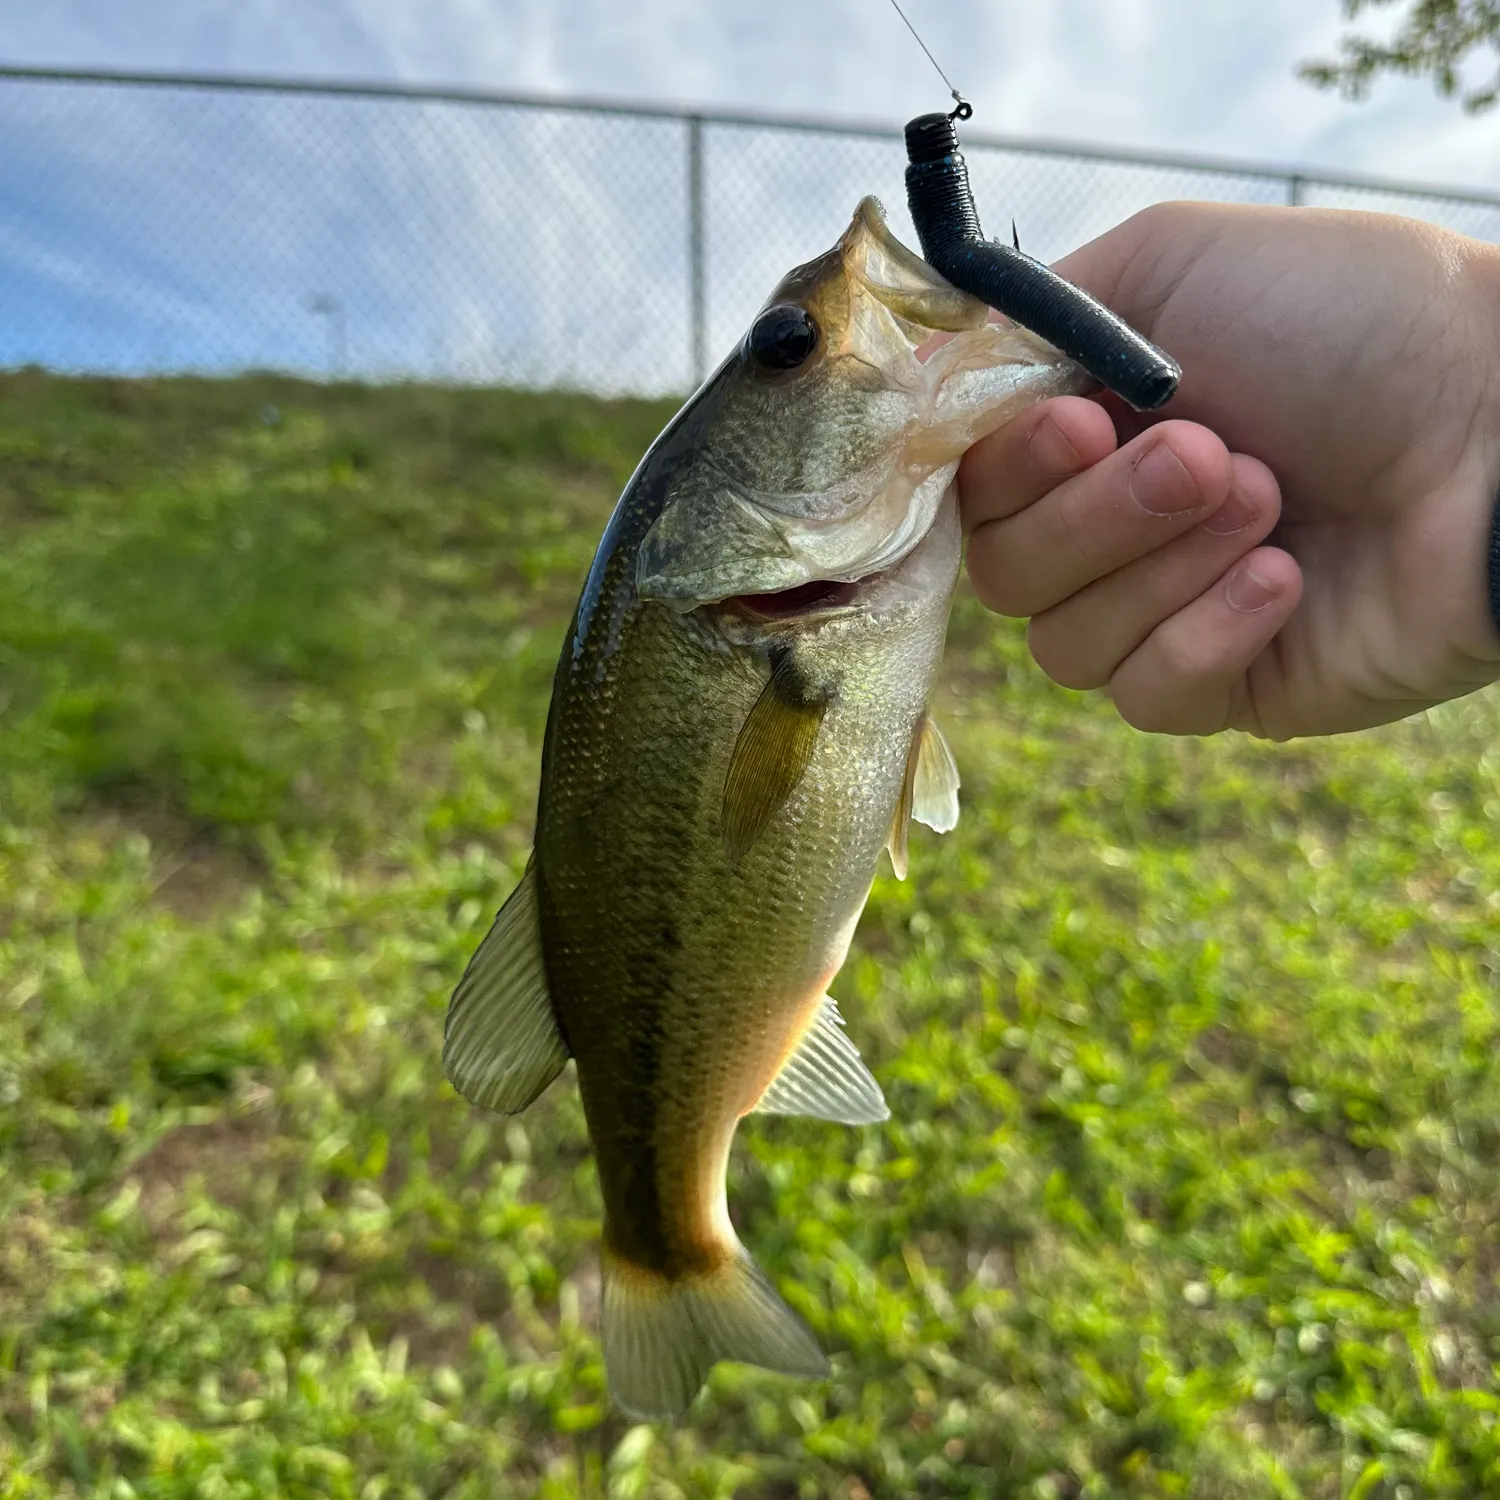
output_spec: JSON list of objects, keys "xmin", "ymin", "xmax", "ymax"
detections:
[{"xmin": 744, "ymin": 304, "xmax": 819, "ymax": 371}]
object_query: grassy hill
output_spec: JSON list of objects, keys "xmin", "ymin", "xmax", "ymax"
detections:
[{"xmin": 2, "ymin": 369, "xmax": 1498, "ymax": 1499}]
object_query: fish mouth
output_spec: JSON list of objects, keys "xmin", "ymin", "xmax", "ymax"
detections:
[
  {"xmin": 840, "ymin": 197, "xmax": 988, "ymax": 344},
  {"xmin": 635, "ymin": 201, "xmax": 1085, "ymax": 613},
  {"xmin": 839, "ymin": 198, "xmax": 1076, "ymax": 440},
  {"xmin": 726, "ymin": 578, "xmax": 863, "ymax": 620}
]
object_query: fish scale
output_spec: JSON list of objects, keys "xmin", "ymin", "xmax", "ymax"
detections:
[{"xmin": 442, "ymin": 196, "xmax": 1092, "ymax": 1420}]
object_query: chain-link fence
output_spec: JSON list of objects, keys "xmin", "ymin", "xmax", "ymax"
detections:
[{"xmin": 6, "ymin": 65, "xmax": 1500, "ymax": 397}]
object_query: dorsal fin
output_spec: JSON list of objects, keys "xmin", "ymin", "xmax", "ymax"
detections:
[
  {"xmin": 752, "ymin": 996, "xmax": 888, "ymax": 1125},
  {"xmin": 443, "ymin": 859, "xmax": 569, "ymax": 1113},
  {"xmin": 722, "ymin": 650, "xmax": 828, "ymax": 865}
]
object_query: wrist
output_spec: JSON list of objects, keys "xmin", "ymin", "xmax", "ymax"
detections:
[{"xmin": 1454, "ymin": 240, "xmax": 1500, "ymax": 667}]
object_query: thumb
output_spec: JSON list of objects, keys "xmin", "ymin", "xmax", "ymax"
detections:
[{"xmin": 1049, "ymin": 201, "xmax": 1224, "ymax": 346}]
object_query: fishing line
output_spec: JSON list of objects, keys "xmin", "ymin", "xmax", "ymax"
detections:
[
  {"xmin": 886, "ymin": 1, "xmax": 1179, "ymax": 409},
  {"xmin": 884, "ymin": 0, "xmax": 970, "ymax": 118}
]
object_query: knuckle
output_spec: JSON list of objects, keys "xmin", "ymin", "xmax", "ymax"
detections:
[
  {"xmin": 966, "ymin": 536, "xmax": 1033, "ymax": 617},
  {"xmin": 967, "ymin": 567, "xmax": 1024, "ymax": 618},
  {"xmin": 1111, "ymin": 642, "xmax": 1228, "ymax": 735},
  {"xmin": 1241, "ymin": 473, "xmax": 1282, "ymax": 531},
  {"xmin": 957, "ymin": 471, "xmax": 1014, "ymax": 531},
  {"xmin": 1152, "ymin": 629, "xmax": 1213, "ymax": 685},
  {"xmin": 959, "ymin": 416, "xmax": 1045, "ymax": 525},
  {"xmin": 1133, "ymin": 200, "xmax": 1195, "ymax": 238},
  {"xmin": 1054, "ymin": 485, "xmax": 1104, "ymax": 569},
  {"xmin": 1027, "ymin": 619, "xmax": 1109, "ymax": 690},
  {"xmin": 1130, "ymin": 201, "xmax": 1174, "ymax": 234},
  {"xmin": 1112, "ymin": 688, "xmax": 1208, "ymax": 737}
]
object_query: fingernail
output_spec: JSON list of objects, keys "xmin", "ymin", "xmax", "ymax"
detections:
[
  {"xmin": 1200, "ymin": 487, "xmax": 1255, "ymax": 536},
  {"xmin": 1226, "ymin": 560, "xmax": 1280, "ymax": 612},
  {"xmin": 1129, "ymin": 443, "xmax": 1198, "ymax": 515},
  {"xmin": 1027, "ymin": 415, "xmax": 1081, "ymax": 476}
]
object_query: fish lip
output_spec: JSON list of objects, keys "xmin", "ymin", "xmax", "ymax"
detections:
[
  {"xmin": 844, "ymin": 196, "xmax": 952, "ymax": 297},
  {"xmin": 844, "ymin": 199, "xmax": 1082, "ymax": 392},
  {"xmin": 840, "ymin": 196, "xmax": 988, "ymax": 355}
]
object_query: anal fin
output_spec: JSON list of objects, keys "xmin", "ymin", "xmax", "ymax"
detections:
[
  {"xmin": 753, "ymin": 996, "xmax": 888, "ymax": 1125},
  {"xmin": 443, "ymin": 858, "xmax": 569, "ymax": 1113}
]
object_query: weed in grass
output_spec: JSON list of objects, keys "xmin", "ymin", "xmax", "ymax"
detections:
[{"xmin": 2, "ymin": 371, "xmax": 1499, "ymax": 1497}]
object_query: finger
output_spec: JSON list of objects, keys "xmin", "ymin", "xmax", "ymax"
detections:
[
  {"xmin": 965, "ymin": 421, "xmax": 1234, "ymax": 618},
  {"xmin": 1028, "ymin": 454, "xmax": 1280, "ymax": 690},
  {"xmin": 1107, "ymin": 545, "xmax": 1304, "ymax": 736},
  {"xmin": 1093, "ymin": 389, "xmax": 1162, "ymax": 449},
  {"xmin": 1048, "ymin": 201, "xmax": 1218, "ymax": 343},
  {"xmin": 958, "ymin": 395, "xmax": 1118, "ymax": 530}
]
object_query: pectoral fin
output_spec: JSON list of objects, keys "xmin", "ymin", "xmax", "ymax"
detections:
[
  {"xmin": 722, "ymin": 651, "xmax": 828, "ymax": 864},
  {"xmin": 886, "ymin": 713, "xmax": 960, "ymax": 878},
  {"xmin": 753, "ymin": 996, "xmax": 889, "ymax": 1125},
  {"xmin": 912, "ymin": 714, "xmax": 960, "ymax": 832},
  {"xmin": 443, "ymin": 859, "xmax": 569, "ymax": 1113},
  {"xmin": 886, "ymin": 759, "xmax": 914, "ymax": 881}
]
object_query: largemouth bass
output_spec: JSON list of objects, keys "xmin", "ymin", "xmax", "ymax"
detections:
[{"xmin": 445, "ymin": 197, "xmax": 1090, "ymax": 1420}]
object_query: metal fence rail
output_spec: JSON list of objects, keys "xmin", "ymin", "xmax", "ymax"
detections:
[{"xmin": 5, "ymin": 64, "xmax": 1500, "ymax": 396}]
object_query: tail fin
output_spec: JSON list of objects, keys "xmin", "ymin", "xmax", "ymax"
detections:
[{"xmin": 601, "ymin": 1248, "xmax": 829, "ymax": 1421}]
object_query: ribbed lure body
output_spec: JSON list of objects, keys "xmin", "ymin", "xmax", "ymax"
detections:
[{"xmin": 904, "ymin": 111, "xmax": 1180, "ymax": 411}]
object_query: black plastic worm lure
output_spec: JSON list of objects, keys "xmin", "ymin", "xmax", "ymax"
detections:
[{"xmin": 904, "ymin": 110, "xmax": 1180, "ymax": 412}]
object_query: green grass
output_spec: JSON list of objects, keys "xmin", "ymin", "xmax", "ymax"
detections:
[{"xmin": 2, "ymin": 368, "xmax": 1499, "ymax": 1499}]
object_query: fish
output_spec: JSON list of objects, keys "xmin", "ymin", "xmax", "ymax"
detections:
[{"xmin": 443, "ymin": 196, "xmax": 1091, "ymax": 1421}]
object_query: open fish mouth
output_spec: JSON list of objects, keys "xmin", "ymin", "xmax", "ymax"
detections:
[{"xmin": 727, "ymin": 579, "xmax": 863, "ymax": 620}]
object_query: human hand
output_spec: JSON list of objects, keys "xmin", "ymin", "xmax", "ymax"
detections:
[{"xmin": 958, "ymin": 202, "xmax": 1500, "ymax": 739}]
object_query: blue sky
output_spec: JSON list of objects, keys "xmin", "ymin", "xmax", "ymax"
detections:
[
  {"xmin": 5, "ymin": 3, "xmax": 1500, "ymax": 390},
  {"xmin": 8, "ymin": 0, "xmax": 1500, "ymax": 186}
]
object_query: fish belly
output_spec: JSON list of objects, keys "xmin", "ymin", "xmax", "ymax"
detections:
[{"xmin": 536, "ymin": 600, "xmax": 925, "ymax": 1275}]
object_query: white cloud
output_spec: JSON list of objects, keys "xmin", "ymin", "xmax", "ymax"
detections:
[
  {"xmin": 7, "ymin": 1, "xmax": 1500, "ymax": 185},
  {"xmin": 5, "ymin": 2, "xmax": 1500, "ymax": 389}
]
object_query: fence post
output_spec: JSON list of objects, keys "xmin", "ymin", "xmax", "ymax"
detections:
[{"xmin": 687, "ymin": 114, "xmax": 707, "ymax": 388}]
